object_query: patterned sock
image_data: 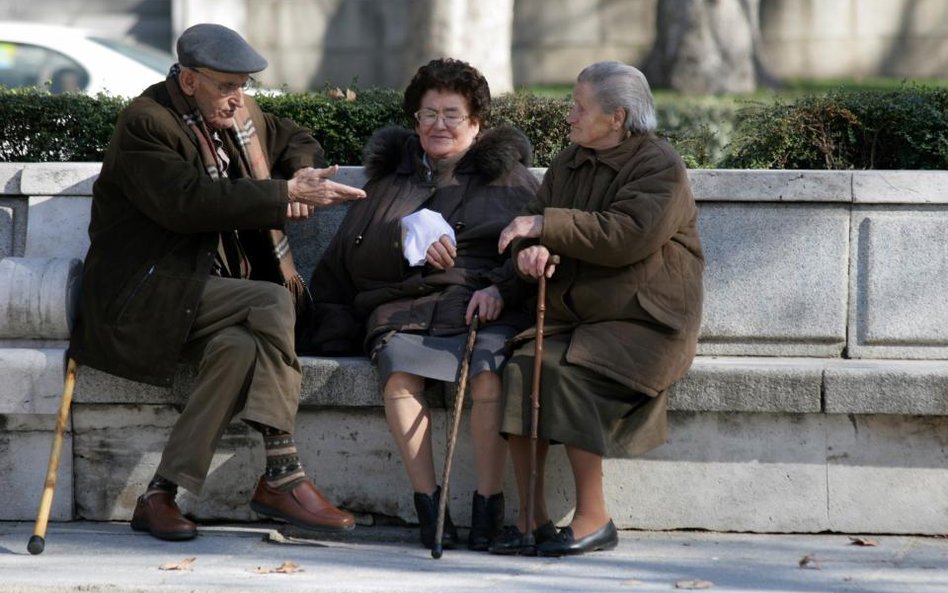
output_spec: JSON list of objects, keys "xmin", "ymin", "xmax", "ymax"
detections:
[
  {"xmin": 146, "ymin": 474, "xmax": 178, "ymax": 497},
  {"xmin": 261, "ymin": 428, "xmax": 306, "ymax": 492}
]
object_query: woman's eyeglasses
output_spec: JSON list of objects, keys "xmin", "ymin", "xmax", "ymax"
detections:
[{"xmin": 414, "ymin": 108, "xmax": 470, "ymax": 128}]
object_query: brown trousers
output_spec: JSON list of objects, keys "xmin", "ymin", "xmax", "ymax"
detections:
[{"xmin": 156, "ymin": 276, "xmax": 301, "ymax": 493}]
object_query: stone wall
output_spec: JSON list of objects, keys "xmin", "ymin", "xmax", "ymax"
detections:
[{"xmin": 2, "ymin": 163, "xmax": 948, "ymax": 533}]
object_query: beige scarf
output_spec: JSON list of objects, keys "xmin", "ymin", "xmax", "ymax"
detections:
[{"xmin": 165, "ymin": 68, "xmax": 308, "ymax": 311}]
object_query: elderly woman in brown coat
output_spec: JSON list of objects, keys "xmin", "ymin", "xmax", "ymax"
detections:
[{"xmin": 492, "ymin": 61, "xmax": 704, "ymax": 557}]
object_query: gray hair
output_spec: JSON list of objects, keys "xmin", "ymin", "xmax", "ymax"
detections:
[{"xmin": 577, "ymin": 61, "xmax": 657, "ymax": 135}]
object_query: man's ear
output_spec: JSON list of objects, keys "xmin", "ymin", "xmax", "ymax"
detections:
[{"xmin": 179, "ymin": 68, "xmax": 198, "ymax": 97}]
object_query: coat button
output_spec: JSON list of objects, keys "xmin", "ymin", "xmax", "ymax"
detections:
[{"xmin": 184, "ymin": 308, "xmax": 192, "ymax": 315}]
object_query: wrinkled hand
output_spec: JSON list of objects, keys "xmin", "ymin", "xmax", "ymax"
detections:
[
  {"xmin": 466, "ymin": 285, "xmax": 503, "ymax": 324},
  {"xmin": 425, "ymin": 234, "xmax": 457, "ymax": 270},
  {"xmin": 517, "ymin": 245, "xmax": 556, "ymax": 279},
  {"xmin": 497, "ymin": 215, "xmax": 543, "ymax": 253},
  {"xmin": 288, "ymin": 165, "xmax": 366, "ymax": 208}
]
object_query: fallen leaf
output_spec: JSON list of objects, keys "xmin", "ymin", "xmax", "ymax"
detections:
[
  {"xmin": 255, "ymin": 561, "xmax": 303, "ymax": 574},
  {"xmin": 326, "ymin": 87, "xmax": 345, "ymax": 100},
  {"xmin": 344, "ymin": 88, "xmax": 357, "ymax": 101},
  {"xmin": 799, "ymin": 554, "xmax": 821, "ymax": 569},
  {"xmin": 675, "ymin": 579, "xmax": 714, "ymax": 589},
  {"xmin": 159, "ymin": 557, "xmax": 196, "ymax": 571},
  {"xmin": 848, "ymin": 536, "xmax": 879, "ymax": 547}
]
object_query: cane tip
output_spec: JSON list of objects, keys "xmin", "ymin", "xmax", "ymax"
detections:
[
  {"xmin": 431, "ymin": 543, "xmax": 443, "ymax": 559},
  {"xmin": 27, "ymin": 535, "xmax": 45, "ymax": 555}
]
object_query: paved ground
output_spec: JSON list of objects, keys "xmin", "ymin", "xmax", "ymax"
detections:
[{"xmin": 1, "ymin": 521, "xmax": 947, "ymax": 593}]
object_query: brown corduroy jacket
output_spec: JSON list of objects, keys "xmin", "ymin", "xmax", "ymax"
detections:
[{"xmin": 513, "ymin": 133, "xmax": 705, "ymax": 398}]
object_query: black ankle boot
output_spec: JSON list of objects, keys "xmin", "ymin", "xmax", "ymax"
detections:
[
  {"xmin": 413, "ymin": 486, "xmax": 458, "ymax": 549},
  {"xmin": 468, "ymin": 491, "xmax": 504, "ymax": 551}
]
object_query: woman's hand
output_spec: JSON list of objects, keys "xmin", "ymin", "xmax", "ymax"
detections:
[
  {"xmin": 498, "ymin": 215, "xmax": 544, "ymax": 253},
  {"xmin": 517, "ymin": 245, "xmax": 557, "ymax": 279},
  {"xmin": 466, "ymin": 285, "xmax": 504, "ymax": 324},
  {"xmin": 425, "ymin": 234, "xmax": 457, "ymax": 270}
]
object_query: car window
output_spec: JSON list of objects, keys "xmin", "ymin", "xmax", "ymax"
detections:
[
  {"xmin": 0, "ymin": 41, "xmax": 89, "ymax": 93},
  {"xmin": 89, "ymin": 37, "xmax": 172, "ymax": 75}
]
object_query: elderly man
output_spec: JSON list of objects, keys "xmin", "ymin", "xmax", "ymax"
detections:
[{"xmin": 68, "ymin": 23, "xmax": 366, "ymax": 541}]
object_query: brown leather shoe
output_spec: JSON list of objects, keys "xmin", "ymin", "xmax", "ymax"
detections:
[
  {"xmin": 250, "ymin": 477, "xmax": 355, "ymax": 532},
  {"xmin": 130, "ymin": 491, "xmax": 197, "ymax": 541}
]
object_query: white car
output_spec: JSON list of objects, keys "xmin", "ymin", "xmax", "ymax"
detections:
[{"xmin": 0, "ymin": 21, "xmax": 173, "ymax": 96}]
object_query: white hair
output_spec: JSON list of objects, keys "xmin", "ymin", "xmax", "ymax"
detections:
[{"xmin": 577, "ymin": 61, "xmax": 658, "ymax": 135}]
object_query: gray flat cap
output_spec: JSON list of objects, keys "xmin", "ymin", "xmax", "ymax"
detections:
[{"xmin": 176, "ymin": 23, "xmax": 268, "ymax": 73}]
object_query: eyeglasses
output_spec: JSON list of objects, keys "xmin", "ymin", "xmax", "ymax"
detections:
[
  {"xmin": 190, "ymin": 68, "xmax": 256, "ymax": 97},
  {"xmin": 414, "ymin": 108, "xmax": 470, "ymax": 128}
]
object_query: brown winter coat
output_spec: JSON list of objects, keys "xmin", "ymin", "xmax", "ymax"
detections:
[
  {"xmin": 309, "ymin": 126, "xmax": 539, "ymax": 350},
  {"xmin": 514, "ymin": 133, "xmax": 704, "ymax": 397},
  {"xmin": 69, "ymin": 81, "xmax": 323, "ymax": 386}
]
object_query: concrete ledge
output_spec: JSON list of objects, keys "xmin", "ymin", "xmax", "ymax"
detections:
[{"xmin": 0, "ymin": 257, "xmax": 82, "ymax": 339}]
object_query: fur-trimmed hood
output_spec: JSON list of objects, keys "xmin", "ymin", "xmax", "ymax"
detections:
[{"xmin": 363, "ymin": 125, "xmax": 533, "ymax": 183}]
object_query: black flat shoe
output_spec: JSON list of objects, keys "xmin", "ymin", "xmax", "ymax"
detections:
[
  {"xmin": 488, "ymin": 521, "xmax": 558, "ymax": 555},
  {"xmin": 536, "ymin": 520, "xmax": 618, "ymax": 557},
  {"xmin": 414, "ymin": 486, "xmax": 458, "ymax": 550}
]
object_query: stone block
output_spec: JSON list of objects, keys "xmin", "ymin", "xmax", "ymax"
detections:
[
  {"xmin": 849, "ymin": 209, "xmax": 948, "ymax": 359},
  {"xmin": 25, "ymin": 196, "xmax": 91, "ymax": 258},
  {"xmin": 0, "ymin": 348, "xmax": 66, "ymax": 414},
  {"xmin": 0, "ymin": 413, "xmax": 73, "ymax": 521},
  {"xmin": 299, "ymin": 357, "xmax": 381, "ymax": 407},
  {"xmin": 669, "ymin": 357, "xmax": 824, "ymax": 413},
  {"xmin": 71, "ymin": 403, "xmax": 263, "ymax": 521},
  {"xmin": 690, "ymin": 169, "xmax": 852, "ymax": 202},
  {"xmin": 0, "ymin": 163, "xmax": 22, "ymax": 194},
  {"xmin": 824, "ymin": 359, "xmax": 948, "ymax": 415},
  {"xmin": 827, "ymin": 414, "xmax": 948, "ymax": 533},
  {"xmin": 0, "ymin": 205, "xmax": 12, "ymax": 257},
  {"xmin": 19, "ymin": 163, "xmax": 100, "ymax": 196},
  {"xmin": 697, "ymin": 203, "xmax": 849, "ymax": 356},
  {"xmin": 609, "ymin": 411, "xmax": 829, "ymax": 532},
  {"xmin": 73, "ymin": 365, "xmax": 180, "ymax": 406},
  {"xmin": 853, "ymin": 170, "xmax": 948, "ymax": 204},
  {"xmin": 0, "ymin": 258, "xmax": 82, "ymax": 340}
]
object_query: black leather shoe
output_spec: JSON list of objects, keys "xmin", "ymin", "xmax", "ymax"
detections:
[
  {"xmin": 468, "ymin": 491, "xmax": 504, "ymax": 551},
  {"xmin": 536, "ymin": 520, "xmax": 618, "ymax": 557},
  {"xmin": 414, "ymin": 486, "xmax": 458, "ymax": 550},
  {"xmin": 488, "ymin": 521, "xmax": 558, "ymax": 555}
]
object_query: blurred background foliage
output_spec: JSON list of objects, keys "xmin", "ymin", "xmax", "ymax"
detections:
[{"xmin": 2, "ymin": 80, "xmax": 947, "ymax": 170}]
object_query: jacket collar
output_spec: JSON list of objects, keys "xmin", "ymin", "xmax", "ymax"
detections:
[{"xmin": 567, "ymin": 134, "xmax": 650, "ymax": 172}]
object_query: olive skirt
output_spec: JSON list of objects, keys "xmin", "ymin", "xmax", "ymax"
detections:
[{"xmin": 501, "ymin": 332, "xmax": 667, "ymax": 458}]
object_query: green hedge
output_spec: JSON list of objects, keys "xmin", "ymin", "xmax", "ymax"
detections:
[
  {"xmin": 723, "ymin": 85, "xmax": 948, "ymax": 169},
  {"xmin": 2, "ymin": 84, "xmax": 947, "ymax": 169}
]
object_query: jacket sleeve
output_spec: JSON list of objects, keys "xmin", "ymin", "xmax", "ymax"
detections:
[
  {"xmin": 541, "ymin": 143, "xmax": 693, "ymax": 268},
  {"xmin": 259, "ymin": 109, "xmax": 326, "ymax": 179},
  {"xmin": 111, "ymin": 106, "xmax": 288, "ymax": 234}
]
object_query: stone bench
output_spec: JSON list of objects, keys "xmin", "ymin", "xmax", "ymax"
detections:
[{"xmin": 2, "ymin": 163, "xmax": 947, "ymax": 534}]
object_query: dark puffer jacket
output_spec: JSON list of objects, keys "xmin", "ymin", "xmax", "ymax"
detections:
[{"xmin": 307, "ymin": 126, "xmax": 540, "ymax": 352}]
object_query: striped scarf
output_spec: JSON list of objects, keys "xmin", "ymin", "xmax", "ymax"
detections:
[{"xmin": 165, "ymin": 66, "xmax": 307, "ymax": 309}]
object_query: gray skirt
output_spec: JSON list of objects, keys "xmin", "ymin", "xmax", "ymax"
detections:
[
  {"xmin": 371, "ymin": 324, "xmax": 518, "ymax": 387},
  {"xmin": 501, "ymin": 333, "xmax": 664, "ymax": 458}
]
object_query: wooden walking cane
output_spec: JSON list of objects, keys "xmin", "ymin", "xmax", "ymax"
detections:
[
  {"xmin": 431, "ymin": 314, "xmax": 480, "ymax": 559},
  {"xmin": 28, "ymin": 357, "xmax": 78, "ymax": 555},
  {"xmin": 522, "ymin": 254, "xmax": 558, "ymax": 549}
]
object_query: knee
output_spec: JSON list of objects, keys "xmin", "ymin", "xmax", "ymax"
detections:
[
  {"xmin": 383, "ymin": 372, "xmax": 426, "ymax": 401},
  {"xmin": 202, "ymin": 326, "xmax": 256, "ymax": 370},
  {"xmin": 470, "ymin": 371, "xmax": 502, "ymax": 404}
]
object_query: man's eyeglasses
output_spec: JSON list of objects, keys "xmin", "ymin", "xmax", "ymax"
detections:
[
  {"xmin": 414, "ymin": 108, "xmax": 470, "ymax": 128},
  {"xmin": 190, "ymin": 68, "xmax": 256, "ymax": 97}
]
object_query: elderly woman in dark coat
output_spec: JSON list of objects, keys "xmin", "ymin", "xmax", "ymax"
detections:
[
  {"xmin": 309, "ymin": 58, "xmax": 539, "ymax": 551},
  {"xmin": 492, "ymin": 61, "xmax": 704, "ymax": 557}
]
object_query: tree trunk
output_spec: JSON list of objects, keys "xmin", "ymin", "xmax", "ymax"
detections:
[
  {"xmin": 404, "ymin": 0, "xmax": 514, "ymax": 94},
  {"xmin": 644, "ymin": 0, "xmax": 774, "ymax": 95}
]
